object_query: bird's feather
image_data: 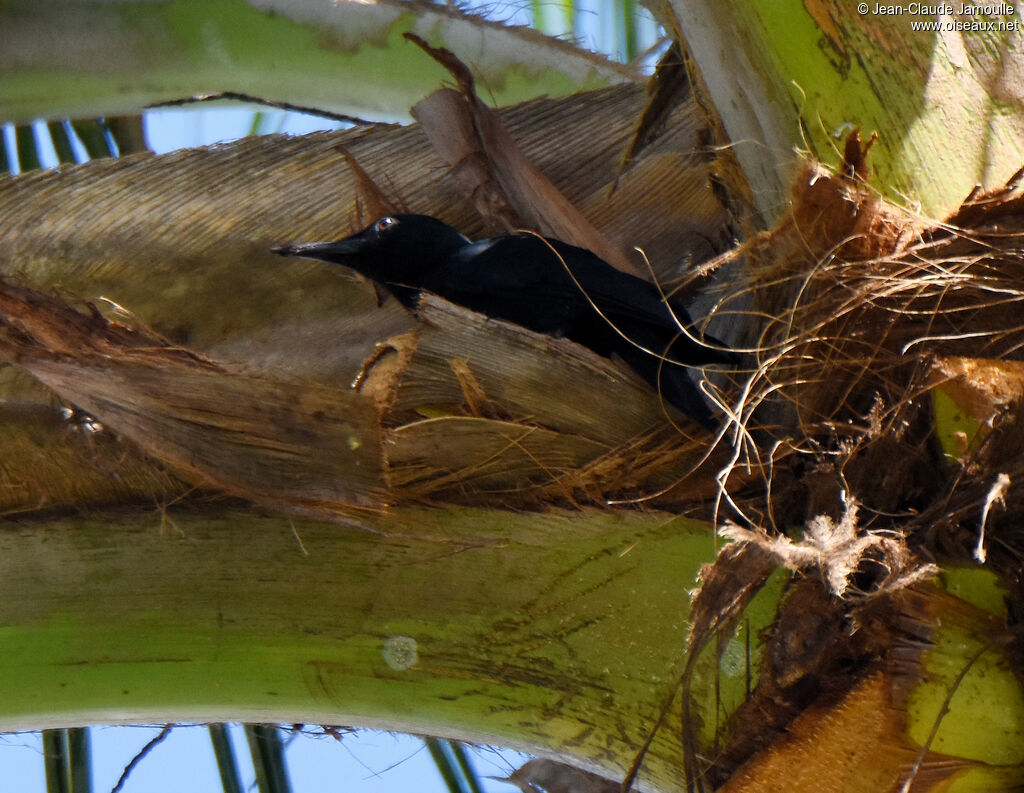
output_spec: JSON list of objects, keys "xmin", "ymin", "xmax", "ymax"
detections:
[{"xmin": 274, "ymin": 215, "xmax": 735, "ymax": 427}]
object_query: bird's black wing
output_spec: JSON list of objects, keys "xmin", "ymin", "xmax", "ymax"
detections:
[
  {"xmin": 432, "ymin": 236, "xmax": 732, "ymax": 364},
  {"xmin": 423, "ymin": 234, "xmax": 731, "ymax": 427},
  {"xmin": 540, "ymin": 239, "xmax": 734, "ymax": 365},
  {"xmin": 421, "ymin": 236, "xmax": 596, "ymax": 339}
]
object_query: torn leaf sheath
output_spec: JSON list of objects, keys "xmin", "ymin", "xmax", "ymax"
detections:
[
  {"xmin": 0, "ymin": 278, "xmax": 387, "ymax": 512},
  {"xmin": 0, "ymin": 276, "xmax": 724, "ymax": 513},
  {"xmin": 361, "ymin": 297, "xmax": 725, "ymax": 505}
]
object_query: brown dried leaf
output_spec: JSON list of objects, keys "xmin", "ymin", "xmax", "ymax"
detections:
[
  {"xmin": 411, "ymin": 88, "xmax": 518, "ymax": 232},
  {"xmin": 397, "ymin": 295, "xmax": 670, "ymax": 441},
  {"xmin": 333, "ymin": 142, "xmax": 405, "ymax": 229},
  {"xmin": 0, "ymin": 278, "xmax": 387, "ymax": 512},
  {"xmin": 930, "ymin": 356, "xmax": 1024, "ymax": 423},
  {"xmin": 619, "ymin": 40, "xmax": 693, "ymax": 175},
  {"xmin": 405, "ymin": 32, "xmax": 644, "ymax": 277},
  {"xmin": 448, "ymin": 357, "xmax": 503, "ymax": 419}
]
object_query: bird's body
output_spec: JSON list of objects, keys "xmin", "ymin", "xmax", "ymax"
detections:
[{"xmin": 273, "ymin": 214, "xmax": 735, "ymax": 426}]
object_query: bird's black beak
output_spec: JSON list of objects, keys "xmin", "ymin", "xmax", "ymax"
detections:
[{"xmin": 270, "ymin": 239, "xmax": 366, "ymax": 262}]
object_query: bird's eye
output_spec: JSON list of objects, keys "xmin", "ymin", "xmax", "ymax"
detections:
[{"xmin": 375, "ymin": 216, "xmax": 399, "ymax": 233}]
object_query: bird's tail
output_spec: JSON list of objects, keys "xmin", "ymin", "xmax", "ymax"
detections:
[{"xmin": 612, "ymin": 343, "xmax": 716, "ymax": 429}]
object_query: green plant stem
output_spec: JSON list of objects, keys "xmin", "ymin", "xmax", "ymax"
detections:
[
  {"xmin": 208, "ymin": 724, "xmax": 245, "ymax": 793},
  {"xmin": 0, "ymin": 507, "xmax": 723, "ymax": 793},
  {"xmin": 246, "ymin": 725, "xmax": 292, "ymax": 793}
]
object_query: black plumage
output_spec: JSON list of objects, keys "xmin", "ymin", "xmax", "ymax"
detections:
[{"xmin": 273, "ymin": 214, "xmax": 735, "ymax": 426}]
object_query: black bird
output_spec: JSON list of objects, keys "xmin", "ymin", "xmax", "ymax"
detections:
[{"xmin": 273, "ymin": 214, "xmax": 735, "ymax": 426}]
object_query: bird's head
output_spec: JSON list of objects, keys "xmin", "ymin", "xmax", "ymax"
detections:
[{"xmin": 272, "ymin": 214, "xmax": 469, "ymax": 285}]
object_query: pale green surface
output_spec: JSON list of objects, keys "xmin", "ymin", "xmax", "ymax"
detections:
[
  {"xmin": 940, "ymin": 566, "xmax": 1009, "ymax": 619},
  {"xmin": 943, "ymin": 764, "xmax": 1024, "ymax": 793},
  {"xmin": 4, "ymin": 508, "xmax": 1024, "ymax": 789},
  {"xmin": 932, "ymin": 388, "xmax": 984, "ymax": 462},
  {"xmin": 0, "ymin": 0, "xmax": 630, "ymax": 124},
  {"xmin": 670, "ymin": 0, "xmax": 1024, "ymax": 217},
  {"xmin": 906, "ymin": 587, "xmax": 1024, "ymax": 766},
  {"xmin": 0, "ymin": 508, "xmax": 721, "ymax": 792}
]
